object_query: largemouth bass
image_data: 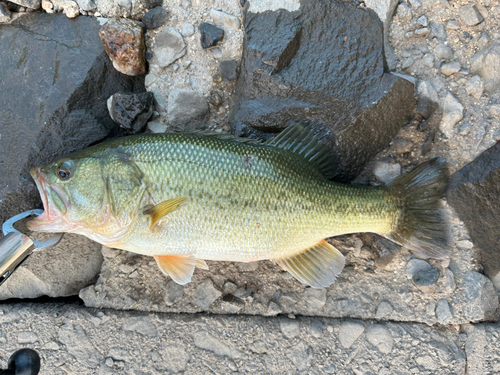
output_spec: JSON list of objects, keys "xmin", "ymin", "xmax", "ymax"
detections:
[{"xmin": 27, "ymin": 124, "xmax": 449, "ymax": 287}]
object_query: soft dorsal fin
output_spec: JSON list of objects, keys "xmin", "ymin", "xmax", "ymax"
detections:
[
  {"xmin": 154, "ymin": 255, "xmax": 207, "ymax": 285},
  {"xmin": 275, "ymin": 240, "xmax": 345, "ymax": 288},
  {"xmin": 264, "ymin": 123, "xmax": 338, "ymax": 179}
]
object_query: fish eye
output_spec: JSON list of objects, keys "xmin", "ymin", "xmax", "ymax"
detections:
[{"xmin": 55, "ymin": 161, "xmax": 73, "ymax": 181}]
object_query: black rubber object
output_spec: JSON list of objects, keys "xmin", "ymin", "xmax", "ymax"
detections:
[{"xmin": 7, "ymin": 349, "xmax": 40, "ymax": 375}]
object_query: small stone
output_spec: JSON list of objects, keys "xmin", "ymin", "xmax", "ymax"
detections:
[
  {"xmin": 304, "ymin": 288, "xmax": 326, "ymax": 312},
  {"xmin": 142, "ymin": 7, "xmax": 169, "ymax": 30},
  {"xmin": 107, "ymin": 347, "xmax": 130, "ymax": 362},
  {"xmin": 435, "ymin": 43, "xmax": 453, "ymax": 61},
  {"xmin": 375, "ymin": 301, "xmax": 393, "ymax": 319},
  {"xmin": 310, "ymin": 320, "xmax": 323, "ymax": 337},
  {"xmin": 147, "ymin": 119, "xmax": 168, "ymax": 133},
  {"xmin": 210, "ymin": 9, "xmax": 241, "ymax": 31},
  {"xmin": 42, "ymin": 341, "xmax": 60, "ymax": 350},
  {"xmin": 416, "ymin": 355, "xmax": 438, "ymax": 371},
  {"xmin": 459, "ymin": 4, "xmax": 484, "ymax": 26},
  {"xmin": 99, "ymin": 19, "xmax": 146, "ymax": 76},
  {"xmin": 75, "ymin": 0, "xmax": 95, "ymax": 11},
  {"xmin": 161, "ymin": 345, "xmax": 190, "ymax": 372},
  {"xmin": 373, "ymin": 158, "xmax": 401, "ymax": 183},
  {"xmin": 417, "ymin": 80, "xmax": 439, "ymax": 119},
  {"xmin": 163, "ymin": 280, "xmax": 184, "ymax": 306},
  {"xmin": 408, "ymin": 0, "xmax": 421, "ymax": 10},
  {"xmin": 9, "ymin": 0, "xmax": 40, "ymax": 9},
  {"xmin": 192, "ymin": 330, "xmax": 241, "ymax": 359},
  {"xmin": 444, "ymin": 268, "xmax": 457, "ymax": 293},
  {"xmin": 62, "ymin": 0, "xmax": 78, "ymax": 18},
  {"xmin": 441, "ymin": 61, "xmax": 461, "ymax": 76},
  {"xmin": 193, "ymin": 278, "xmax": 221, "ymax": 309},
  {"xmin": 105, "ymin": 357, "xmax": 114, "ymax": 367},
  {"xmin": 412, "ymin": 268, "xmax": 439, "ymax": 293},
  {"xmin": 436, "ymin": 299, "xmax": 453, "ymax": 324},
  {"xmin": 154, "ymin": 27, "xmax": 186, "ymax": 68},
  {"xmin": 59, "ymin": 323, "xmax": 103, "ymax": 368},
  {"xmin": 401, "ymin": 57, "xmax": 414, "ymax": 69},
  {"xmin": 0, "ymin": 2, "xmax": 10, "ymax": 22},
  {"xmin": 122, "ymin": 317, "xmax": 158, "ymax": 337},
  {"xmin": 426, "ymin": 301, "xmax": 437, "ymax": 316},
  {"xmin": 414, "ymin": 27, "xmax": 430, "ymax": 37},
  {"xmin": 440, "ymin": 92, "xmax": 464, "ymax": 138},
  {"xmin": 338, "ymin": 321, "xmax": 365, "ymax": 349},
  {"xmin": 286, "ymin": 342, "xmax": 313, "ymax": 371},
  {"xmin": 465, "ymin": 75, "xmax": 484, "ymax": 99},
  {"xmin": 463, "ymin": 270, "xmax": 499, "ymax": 322},
  {"xmin": 199, "ymin": 23, "xmax": 224, "ymax": 48},
  {"xmin": 267, "ymin": 301, "xmax": 283, "ymax": 316},
  {"xmin": 393, "ymin": 138, "xmax": 413, "ymax": 154},
  {"xmin": 181, "ymin": 23, "xmax": 195, "ymax": 37},
  {"xmin": 446, "ymin": 20, "xmax": 460, "ymax": 30},
  {"xmin": 366, "ymin": 325, "xmax": 393, "ymax": 353},
  {"xmin": 18, "ymin": 331, "xmax": 39, "ymax": 344},
  {"xmin": 107, "ymin": 92, "xmax": 154, "ymax": 133},
  {"xmin": 429, "ymin": 21, "xmax": 447, "ymax": 41},
  {"xmin": 471, "ymin": 41, "xmax": 500, "ymax": 94},
  {"xmin": 220, "ymin": 60, "xmax": 238, "ymax": 81},
  {"xmin": 250, "ymin": 340, "xmax": 267, "ymax": 354},
  {"xmin": 406, "ymin": 259, "xmax": 432, "ymax": 277},
  {"xmin": 41, "ymin": 0, "xmax": 52, "ymax": 8},
  {"xmin": 417, "ymin": 15, "xmax": 428, "ymax": 26},
  {"xmin": 237, "ymin": 262, "xmax": 258, "ymax": 272},
  {"xmin": 167, "ymin": 89, "xmax": 209, "ymax": 131},
  {"xmin": 325, "ymin": 365, "xmax": 336, "ymax": 374},
  {"xmin": 280, "ymin": 319, "xmax": 300, "ymax": 338}
]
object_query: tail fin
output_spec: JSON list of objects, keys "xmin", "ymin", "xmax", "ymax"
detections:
[{"xmin": 385, "ymin": 158, "xmax": 450, "ymax": 259}]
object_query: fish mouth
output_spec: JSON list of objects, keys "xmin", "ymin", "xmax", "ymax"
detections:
[{"xmin": 26, "ymin": 167, "xmax": 68, "ymax": 232}]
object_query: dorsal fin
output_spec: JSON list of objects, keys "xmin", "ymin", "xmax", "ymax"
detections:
[
  {"xmin": 264, "ymin": 122, "xmax": 338, "ymax": 179},
  {"xmin": 191, "ymin": 130, "xmax": 264, "ymax": 145}
]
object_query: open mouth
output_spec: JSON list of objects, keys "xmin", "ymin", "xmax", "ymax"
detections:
[{"xmin": 26, "ymin": 167, "xmax": 67, "ymax": 232}]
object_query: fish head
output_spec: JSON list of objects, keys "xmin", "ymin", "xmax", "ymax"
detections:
[{"xmin": 27, "ymin": 155, "xmax": 107, "ymax": 232}]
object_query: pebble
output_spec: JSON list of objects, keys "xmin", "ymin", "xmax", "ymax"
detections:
[
  {"xmin": 267, "ymin": 301, "xmax": 283, "ymax": 315},
  {"xmin": 412, "ymin": 268, "xmax": 439, "ymax": 293},
  {"xmin": 310, "ymin": 319, "xmax": 324, "ymax": 337},
  {"xmin": 122, "ymin": 317, "xmax": 158, "ymax": 337},
  {"xmin": 435, "ymin": 43, "xmax": 453, "ymax": 61},
  {"xmin": 406, "ymin": 259, "xmax": 432, "ymax": 277},
  {"xmin": 249, "ymin": 340, "xmax": 267, "ymax": 354},
  {"xmin": 414, "ymin": 28, "xmax": 429, "ymax": 37},
  {"xmin": 338, "ymin": 321, "xmax": 365, "ymax": 349},
  {"xmin": 446, "ymin": 20, "xmax": 460, "ymax": 30},
  {"xmin": 393, "ymin": 138, "xmax": 413, "ymax": 154},
  {"xmin": 17, "ymin": 331, "xmax": 39, "ymax": 344},
  {"xmin": 373, "ymin": 159, "xmax": 401, "ymax": 183},
  {"xmin": 401, "ymin": 57, "xmax": 414, "ymax": 69},
  {"xmin": 416, "ymin": 355, "xmax": 438, "ymax": 370},
  {"xmin": 470, "ymin": 41, "xmax": 500, "ymax": 94},
  {"xmin": 441, "ymin": 61, "xmax": 461, "ymax": 76},
  {"xmin": 167, "ymin": 89, "xmax": 209, "ymax": 130},
  {"xmin": 417, "ymin": 80, "xmax": 439, "ymax": 119},
  {"xmin": 436, "ymin": 299, "xmax": 453, "ymax": 324},
  {"xmin": 237, "ymin": 262, "xmax": 258, "ymax": 272},
  {"xmin": 375, "ymin": 301, "xmax": 393, "ymax": 319},
  {"xmin": 154, "ymin": 27, "xmax": 186, "ymax": 68},
  {"xmin": 76, "ymin": 0, "xmax": 95, "ymax": 11},
  {"xmin": 210, "ymin": 9, "xmax": 241, "ymax": 31},
  {"xmin": 459, "ymin": 121, "xmax": 471, "ymax": 135},
  {"xmin": 99, "ymin": 19, "xmax": 146, "ymax": 76},
  {"xmin": 280, "ymin": 318, "xmax": 300, "ymax": 338},
  {"xmin": 465, "ymin": 75, "xmax": 484, "ymax": 99},
  {"xmin": 193, "ymin": 278, "xmax": 222, "ymax": 309},
  {"xmin": 142, "ymin": 6, "xmax": 169, "ymax": 30},
  {"xmin": 459, "ymin": 4, "xmax": 484, "ymax": 26},
  {"xmin": 107, "ymin": 347, "xmax": 130, "ymax": 362},
  {"xmin": 220, "ymin": 60, "xmax": 238, "ymax": 81},
  {"xmin": 160, "ymin": 345, "xmax": 190, "ymax": 372},
  {"xmin": 417, "ymin": 15, "xmax": 428, "ymax": 27},
  {"xmin": 0, "ymin": 2, "xmax": 10, "ymax": 22},
  {"xmin": 192, "ymin": 330, "xmax": 241, "ymax": 359},
  {"xmin": 147, "ymin": 120, "xmax": 167, "ymax": 133},
  {"xmin": 163, "ymin": 280, "xmax": 184, "ymax": 306},
  {"xmin": 429, "ymin": 21, "xmax": 447, "ymax": 41},
  {"xmin": 199, "ymin": 22, "xmax": 224, "ymax": 49},
  {"xmin": 366, "ymin": 325, "xmax": 393, "ymax": 353},
  {"xmin": 463, "ymin": 270, "xmax": 499, "ymax": 322},
  {"xmin": 286, "ymin": 342, "xmax": 313, "ymax": 371},
  {"xmin": 304, "ymin": 288, "xmax": 326, "ymax": 312},
  {"xmin": 58, "ymin": 323, "xmax": 103, "ymax": 368},
  {"xmin": 440, "ymin": 92, "xmax": 464, "ymax": 138},
  {"xmin": 181, "ymin": 22, "xmax": 195, "ymax": 37}
]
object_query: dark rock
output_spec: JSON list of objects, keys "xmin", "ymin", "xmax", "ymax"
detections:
[
  {"xmin": 230, "ymin": 1, "xmax": 415, "ymax": 181},
  {"xmin": 142, "ymin": 6, "xmax": 169, "ymax": 30},
  {"xmin": 0, "ymin": 13, "xmax": 144, "ymax": 225},
  {"xmin": 99, "ymin": 18, "xmax": 146, "ymax": 76},
  {"xmin": 220, "ymin": 60, "xmax": 238, "ymax": 81},
  {"xmin": 447, "ymin": 142, "xmax": 500, "ymax": 283},
  {"xmin": 0, "ymin": 2, "xmax": 11, "ymax": 21},
  {"xmin": 421, "ymin": 131, "xmax": 435, "ymax": 155},
  {"xmin": 371, "ymin": 236, "xmax": 400, "ymax": 269},
  {"xmin": 8, "ymin": 0, "xmax": 39, "ymax": 9},
  {"xmin": 145, "ymin": 0, "xmax": 162, "ymax": 8},
  {"xmin": 107, "ymin": 92, "xmax": 154, "ymax": 133},
  {"xmin": 199, "ymin": 23, "xmax": 224, "ymax": 49},
  {"xmin": 412, "ymin": 268, "xmax": 439, "ymax": 293}
]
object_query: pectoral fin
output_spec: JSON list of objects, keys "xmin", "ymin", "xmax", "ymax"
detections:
[
  {"xmin": 275, "ymin": 240, "xmax": 345, "ymax": 288},
  {"xmin": 144, "ymin": 197, "xmax": 189, "ymax": 230},
  {"xmin": 154, "ymin": 254, "xmax": 202, "ymax": 285}
]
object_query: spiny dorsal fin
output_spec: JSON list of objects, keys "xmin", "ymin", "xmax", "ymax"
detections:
[
  {"xmin": 191, "ymin": 130, "xmax": 263, "ymax": 145},
  {"xmin": 265, "ymin": 122, "xmax": 338, "ymax": 179},
  {"xmin": 275, "ymin": 240, "xmax": 345, "ymax": 288}
]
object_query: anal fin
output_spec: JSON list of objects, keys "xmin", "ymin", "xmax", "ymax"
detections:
[
  {"xmin": 275, "ymin": 240, "xmax": 345, "ymax": 288},
  {"xmin": 154, "ymin": 255, "xmax": 197, "ymax": 285}
]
